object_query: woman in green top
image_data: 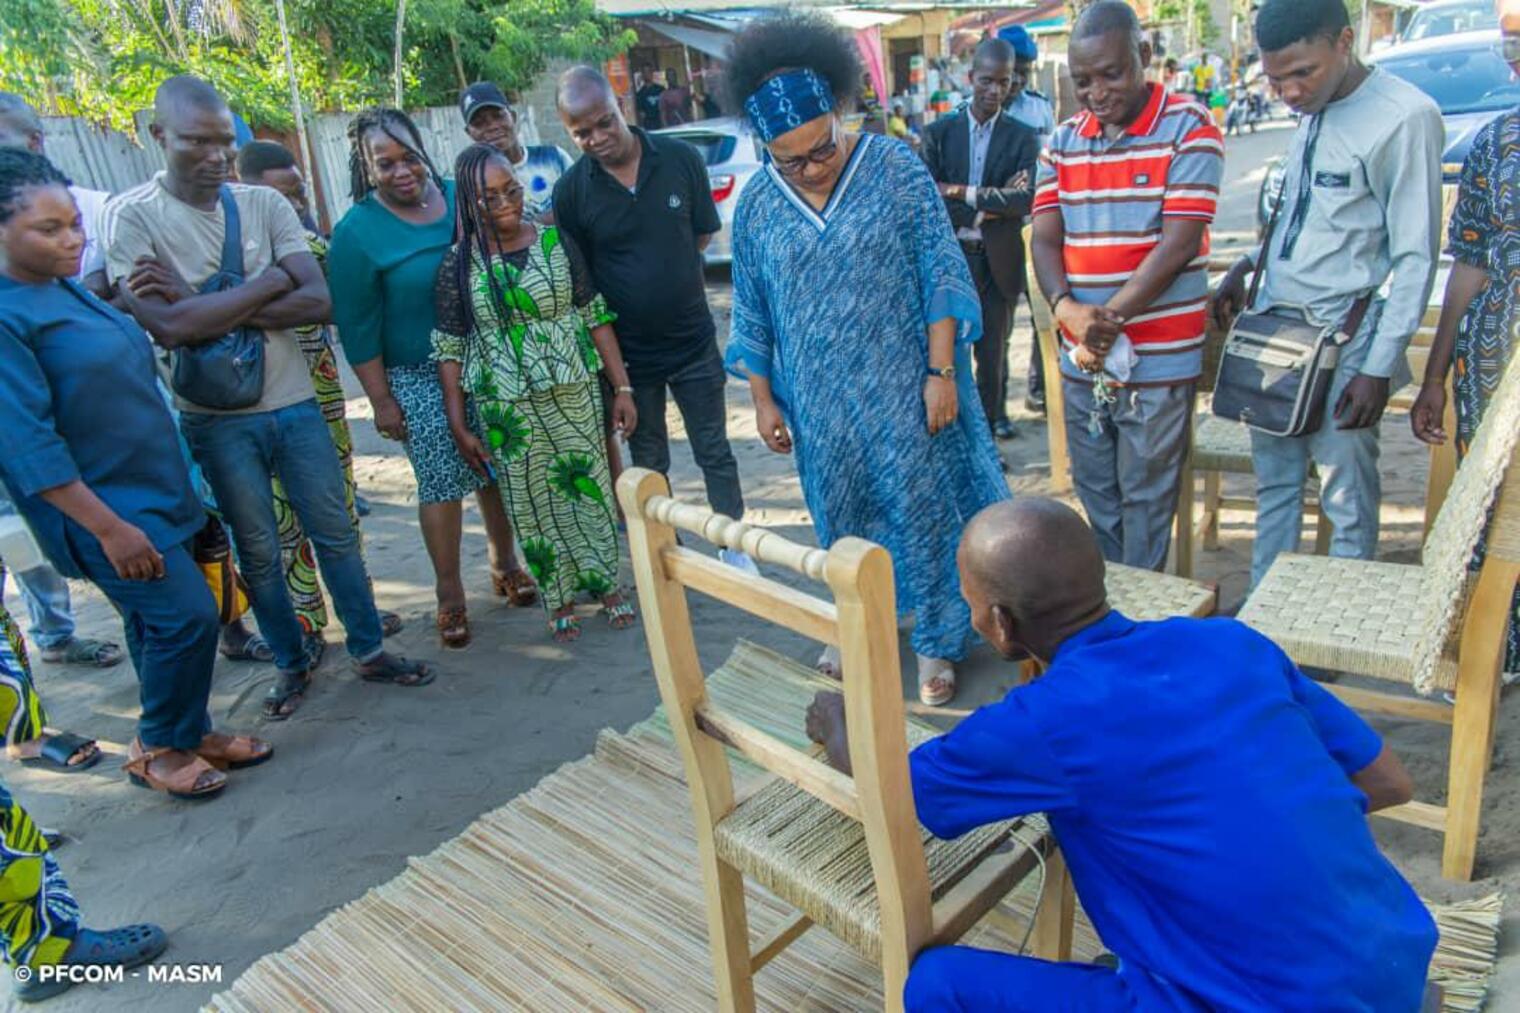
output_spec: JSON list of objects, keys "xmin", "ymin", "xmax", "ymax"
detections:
[
  {"xmin": 434, "ymin": 144, "xmax": 638, "ymax": 641},
  {"xmin": 328, "ymin": 110, "xmax": 538, "ymax": 649}
]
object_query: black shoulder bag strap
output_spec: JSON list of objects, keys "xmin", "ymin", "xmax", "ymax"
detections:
[{"xmin": 217, "ymin": 185, "xmax": 244, "ymax": 283}]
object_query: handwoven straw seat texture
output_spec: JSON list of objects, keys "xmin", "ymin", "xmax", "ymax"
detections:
[
  {"xmin": 1106, "ymin": 562, "xmax": 1217, "ymax": 620},
  {"xmin": 1237, "ymin": 554, "xmax": 1458, "ymax": 690},
  {"xmin": 1192, "ymin": 412, "xmax": 1253, "ymax": 473},
  {"xmin": 714, "ymin": 720, "xmax": 1019, "ymax": 962}
]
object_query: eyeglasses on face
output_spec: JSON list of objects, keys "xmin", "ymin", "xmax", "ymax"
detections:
[
  {"xmin": 478, "ymin": 189, "xmax": 525, "ymax": 210},
  {"xmin": 770, "ymin": 122, "xmax": 841, "ymax": 177}
]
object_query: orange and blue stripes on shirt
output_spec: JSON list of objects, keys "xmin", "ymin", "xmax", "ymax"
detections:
[{"xmin": 1033, "ymin": 85, "xmax": 1224, "ymax": 385}]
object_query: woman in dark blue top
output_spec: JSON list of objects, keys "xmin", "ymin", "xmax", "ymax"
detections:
[{"xmin": 0, "ymin": 150, "xmax": 270, "ymax": 801}]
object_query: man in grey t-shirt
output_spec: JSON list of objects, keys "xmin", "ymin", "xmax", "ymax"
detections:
[
  {"xmin": 108, "ymin": 76, "xmax": 430, "ymax": 713},
  {"xmin": 1212, "ymin": 0, "xmax": 1442, "ymax": 586}
]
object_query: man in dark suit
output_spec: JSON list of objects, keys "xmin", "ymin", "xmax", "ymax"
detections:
[{"xmin": 923, "ymin": 37, "xmax": 1040, "ymax": 446}]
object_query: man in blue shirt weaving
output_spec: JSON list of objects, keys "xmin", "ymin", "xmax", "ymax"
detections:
[{"xmin": 807, "ymin": 497, "xmax": 1437, "ymax": 1011}]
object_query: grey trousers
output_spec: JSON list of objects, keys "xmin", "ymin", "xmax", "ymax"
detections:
[
  {"xmin": 1248, "ymin": 365, "xmax": 1381, "ymax": 587},
  {"xmin": 1064, "ymin": 378, "xmax": 1195, "ymax": 572}
]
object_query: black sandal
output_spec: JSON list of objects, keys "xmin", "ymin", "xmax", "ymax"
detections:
[
  {"xmin": 354, "ymin": 653, "xmax": 434, "ymax": 687},
  {"xmin": 13, "ymin": 732, "xmax": 101, "ymax": 773},
  {"xmin": 262, "ymin": 670, "xmax": 310, "ymax": 720}
]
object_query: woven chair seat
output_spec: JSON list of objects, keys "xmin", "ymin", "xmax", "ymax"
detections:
[
  {"xmin": 1192, "ymin": 412, "xmax": 1254, "ymax": 473},
  {"xmin": 713, "ymin": 770, "xmax": 1030, "ymax": 962},
  {"xmin": 1237, "ymin": 554, "xmax": 1458, "ymax": 691},
  {"xmin": 1106, "ymin": 562, "xmax": 1217, "ymax": 620}
]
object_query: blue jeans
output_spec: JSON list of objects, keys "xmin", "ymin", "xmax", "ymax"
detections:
[
  {"xmin": 0, "ymin": 490, "xmax": 75, "ymax": 649},
  {"xmin": 66, "ymin": 529, "xmax": 215, "ymax": 750},
  {"xmin": 7, "ymin": 565, "xmax": 74, "ymax": 650},
  {"xmin": 180, "ymin": 399, "xmax": 383, "ymax": 673}
]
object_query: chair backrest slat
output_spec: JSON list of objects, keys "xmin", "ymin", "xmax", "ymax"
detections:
[{"xmin": 645, "ymin": 495, "xmax": 829, "ymax": 581}]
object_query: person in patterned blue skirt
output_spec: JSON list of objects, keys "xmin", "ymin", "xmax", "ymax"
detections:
[
  {"xmin": 723, "ymin": 12, "xmax": 1009, "ymax": 705},
  {"xmin": 1411, "ymin": 7, "xmax": 1520, "ymax": 682}
]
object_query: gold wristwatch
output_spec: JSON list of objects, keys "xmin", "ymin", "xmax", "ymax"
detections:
[{"xmin": 927, "ymin": 365, "xmax": 956, "ymax": 380}]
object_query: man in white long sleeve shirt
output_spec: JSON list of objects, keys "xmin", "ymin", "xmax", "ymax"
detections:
[{"xmin": 1211, "ymin": 0, "xmax": 1443, "ymax": 586}]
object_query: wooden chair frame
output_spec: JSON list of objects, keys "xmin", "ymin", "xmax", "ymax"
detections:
[
  {"xmin": 1312, "ymin": 472, "xmax": 1518, "ymax": 882},
  {"xmin": 618, "ymin": 468, "xmax": 1073, "ymax": 1011}
]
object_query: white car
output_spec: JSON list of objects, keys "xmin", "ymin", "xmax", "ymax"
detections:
[
  {"xmin": 654, "ymin": 117, "xmax": 763, "ymax": 265},
  {"xmin": 1400, "ymin": 0, "xmax": 1497, "ymax": 43}
]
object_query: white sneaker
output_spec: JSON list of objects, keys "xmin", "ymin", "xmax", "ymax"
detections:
[{"xmin": 718, "ymin": 548, "xmax": 760, "ymax": 576}]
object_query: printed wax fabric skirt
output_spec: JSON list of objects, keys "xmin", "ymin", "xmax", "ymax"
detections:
[
  {"xmin": 482, "ymin": 381, "xmax": 618, "ymax": 612},
  {"xmin": 386, "ymin": 363, "xmax": 489, "ymax": 505}
]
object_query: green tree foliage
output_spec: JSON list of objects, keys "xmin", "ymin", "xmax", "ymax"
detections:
[{"xmin": 0, "ymin": 0, "xmax": 634, "ymax": 130}]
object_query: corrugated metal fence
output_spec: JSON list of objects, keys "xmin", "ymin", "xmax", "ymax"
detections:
[{"xmin": 40, "ymin": 104, "xmax": 551, "ymax": 228}]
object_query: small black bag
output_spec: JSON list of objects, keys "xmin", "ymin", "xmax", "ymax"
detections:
[
  {"xmin": 1211, "ymin": 114, "xmax": 1370, "ymax": 438},
  {"xmin": 1211, "ymin": 299, "xmax": 1370, "ymax": 438},
  {"xmin": 170, "ymin": 187, "xmax": 266, "ymax": 410}
]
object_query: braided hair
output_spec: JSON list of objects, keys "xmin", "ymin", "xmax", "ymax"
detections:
[
  {"xmin": 450, "ymin": 142, "xmax": 521, "ymax": 340},
  {"xmin": 0, "ymin": 148, "xmax": 69, "ymax": 223},
  {"xmin": 345, "ymin": 107, "xmax": 444, "ymax": 203}
]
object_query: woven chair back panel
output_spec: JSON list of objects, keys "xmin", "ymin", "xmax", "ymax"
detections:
[{"xmin": 1411, "ymin": 349, "xmax": 1520, "ymax": 693}]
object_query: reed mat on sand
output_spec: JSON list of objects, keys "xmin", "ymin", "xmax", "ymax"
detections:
[{"xmin": 207, "ymin": 641, "xmax": 1502, "ymax": 1012}]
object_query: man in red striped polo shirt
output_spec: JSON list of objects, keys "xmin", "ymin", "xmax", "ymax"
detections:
[{"xmin": 1031, "ymin": 0, "xmax": 1224, "ymax": 571}]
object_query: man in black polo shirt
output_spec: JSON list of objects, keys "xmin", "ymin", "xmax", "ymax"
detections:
[{"xmin": 553, "ymin": 66, "xmax": 753, "ymax": 571}]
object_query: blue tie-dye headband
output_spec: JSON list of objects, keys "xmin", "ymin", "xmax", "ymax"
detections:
[{"xmin": 744, "ymin": 68, "xmax": 835, "ymax": 143}]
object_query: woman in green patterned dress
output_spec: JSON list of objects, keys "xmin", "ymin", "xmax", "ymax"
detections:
[{"xmin": 434, "ymin": 144, "xmax": 638, "ymax": 642}]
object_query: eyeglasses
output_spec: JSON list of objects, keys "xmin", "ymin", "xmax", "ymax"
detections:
[
  {"xmin": 478, "ymin": 189, "xmax": 524, "ymax": 210},
  {"xmin": 1504, "ymin": 35, "xmax": 1520, "ymax": 63},
  {"xmin": 770, "ymin": 123, "xmax": 841, "ymax": 177}
]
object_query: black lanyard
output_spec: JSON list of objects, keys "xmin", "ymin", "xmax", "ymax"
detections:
[{"xmin": 1277, "ymin": 112, "xmax": 1323, "ymax": 262}]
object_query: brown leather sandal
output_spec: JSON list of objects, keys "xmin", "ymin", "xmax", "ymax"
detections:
[
  {"xmin": 491, "ymin": 568, "xmax": 539, "ymax": 607},
  {"xmin": 123, "ymin": 742, "xmax": 227, "ymax": 801},
  {"xmin": 197, "ymin": 732, "xmax": 274, "ymax": 771},
  {"xmin": 437, "ymin": 607, "xmax": 471, "ymax": 649}
]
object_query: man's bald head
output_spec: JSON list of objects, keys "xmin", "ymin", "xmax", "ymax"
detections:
[
  {"xmin": 556, "ymin": 65, "xmax": 636, "ymax": 168},
  {"xmin": 958, "ymin": 498, "xmax": 1108, "ymax": 660},
  {"xmin": 153, "ymin": 75, "xmax": 228, "ymax": 126},
  {"xmin": 1072, "ymin": 0, "xmax": 1144, "ymax": 46},
  {"xmin": 556, "ymin": 66, "xmax": 616, "ymax": 113},
  {"xmin": 149, "ymin": 75, "xmax": 235, "ymax": 193},
  {"xmin": 0, "ymin": 94, "xmax": 44, "ymax": 153},
  {"xmin": 973, "ymin": 37, "xmax": 1016, "ymax": 68}
]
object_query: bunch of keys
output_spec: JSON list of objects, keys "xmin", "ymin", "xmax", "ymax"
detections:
[{"xmin": 1087, "ymin": 366, "xmax": 1117, "ymax": 438}]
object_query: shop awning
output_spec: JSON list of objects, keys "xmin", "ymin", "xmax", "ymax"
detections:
[{"xmin": 644, "ymin": 20, "xmax": 735, "ymax": 59}]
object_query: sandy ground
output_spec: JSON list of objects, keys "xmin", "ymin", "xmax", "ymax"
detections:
[{"xmin": 3, "ymin": 120, "xmax": 1515, "ymax": 1010}]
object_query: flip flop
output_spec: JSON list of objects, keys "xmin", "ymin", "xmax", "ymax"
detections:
[
  {"xmin": 219, "ymin": 632, "xmax": 274, "ymax": 663},
  {"xmin": 39, "ymin": 638, "xmax": 123, "ymax": 668},
  {"xmin": 262, "ymin": 670, "xmax": 309, "ymax": 721},
  {"xmin": 14, "ymin": 924, "xmax": 168, "ymax": 1003},
  {"xmin": 13, "ymin": 732, "xmax": 101, "ymax": 773},
  {"xmin": 354, "ymin": 653, "xmax": 434, "ymax": 687}
]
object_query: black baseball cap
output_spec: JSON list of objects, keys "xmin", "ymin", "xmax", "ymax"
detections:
[{"xmin": 460, "ymin": 82, "xmax": 511, "ymax": 125}]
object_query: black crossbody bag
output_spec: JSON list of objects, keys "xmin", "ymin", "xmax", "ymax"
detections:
[
  {"xmin": 1212, "ymin": 114, "xmax": 1371, "ymax": 438},
  {"xmin": 170, "ymin": 187, "xmax": 267, "ymax": 410}
]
